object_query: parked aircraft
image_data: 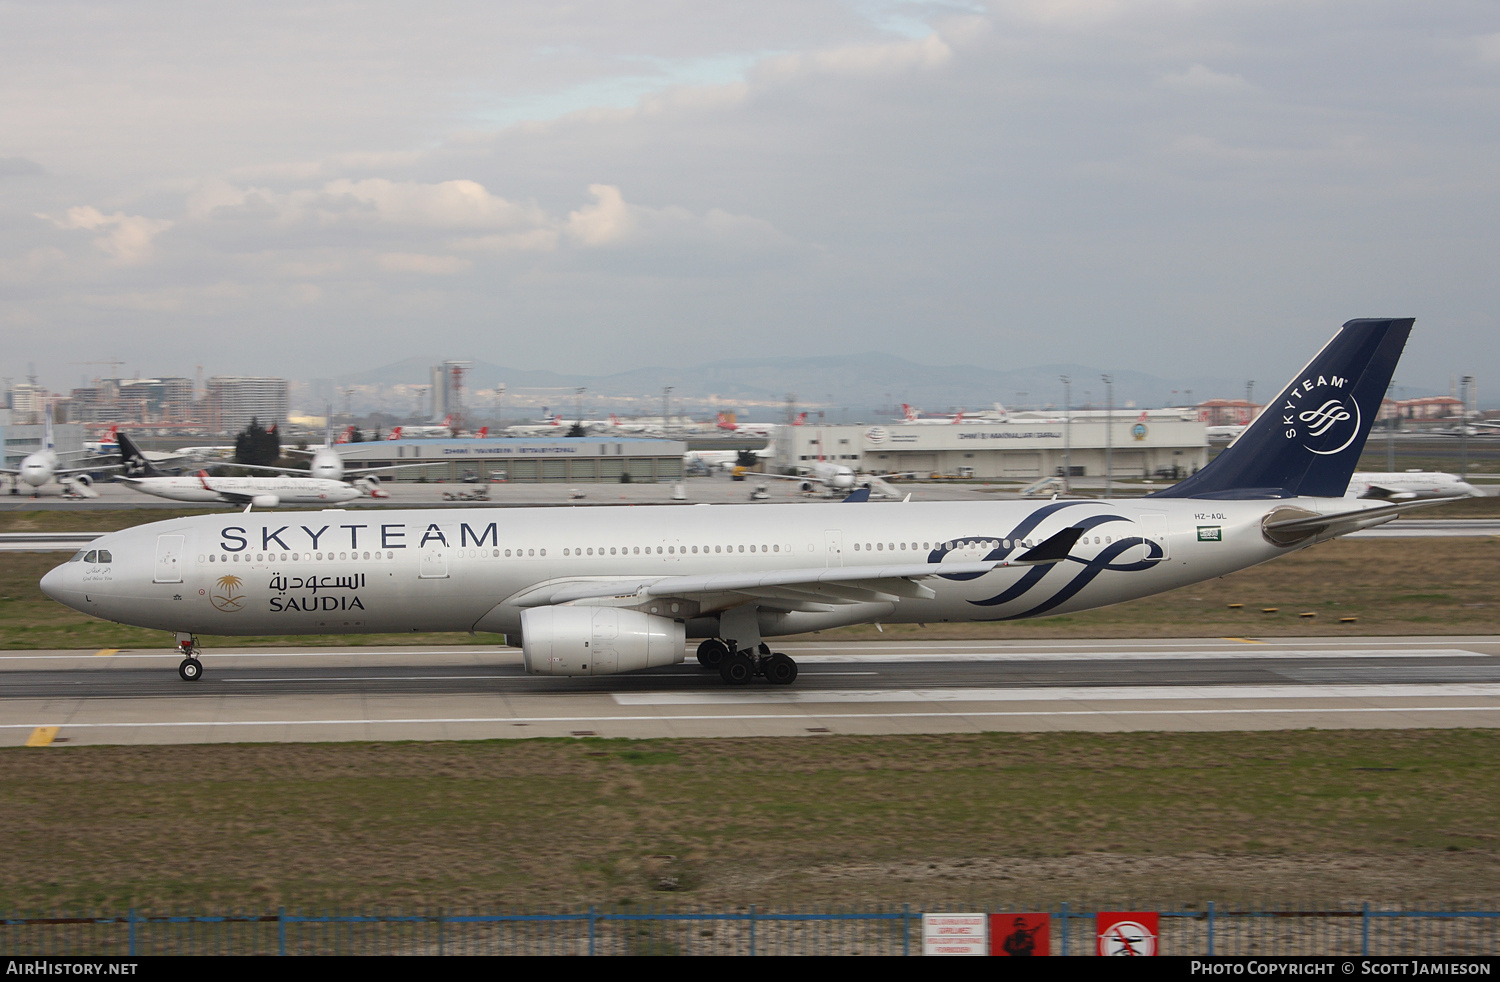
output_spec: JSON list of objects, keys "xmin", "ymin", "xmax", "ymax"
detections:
[
  {"xmin": 114, "ymin": 432, "xmax": 361, "ymax": 507},
  {"xmin": 1346, "ymin": 471, "xmax": 1484, "ymax": 500},
  {"xmin": 685, "ymin": 438, "xmax": 775, "ymax": 473},
  {"xmin": 716, "ymin": 413, "xmax": 802, "ymax": 437},
  {"xmin": 503, "ymin": 415, "xmax": 565, "ymax": 437},
  {"xmin": 45, "ymin": 319, "xmax": 1451, "ymax": 688},
  {"xmin": 1205, "ymin": 424, "xmax": 1249, "ymax": 442},
  {"xmin": 202, "ymin": 421, "xmax": 435, "ymax": 497},
  {"xmin": 1, "ymin": 411, "xmax": 112, "ymax": 498}
]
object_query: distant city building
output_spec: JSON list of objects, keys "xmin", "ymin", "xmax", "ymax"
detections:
[
  {"xmin": 207, "ymin": 377, "xmax": 289, "ymax": 435},
  {"xmin": 8, "ymin": 382, "xmax": 47, "ymax": 423},
  {"xmin": 1396, "ymin": 396, "xmax": 1464, "ymax": 420},
  {"xmin": 1194, "ymin": 399, "xmax": 1261, "ymax": 426}
]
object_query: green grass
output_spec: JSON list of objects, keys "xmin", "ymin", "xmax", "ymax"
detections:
[{"xmin": 4, "ymin": 731, "xmax": 1500, "ymax": 911}]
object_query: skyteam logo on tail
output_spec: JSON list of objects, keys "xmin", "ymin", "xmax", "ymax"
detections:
[{"xmin": 1282, "ymin": 374, "xmax": 1360, "ymax": 456}]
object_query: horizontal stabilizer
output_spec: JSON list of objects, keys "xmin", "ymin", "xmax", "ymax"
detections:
[{"xmin": 1262, "ymin": 496, "xmax": 1463, "ymax": 544}]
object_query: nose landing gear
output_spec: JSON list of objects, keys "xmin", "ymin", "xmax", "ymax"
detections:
[{"xmin": 176, "ymin": 633, "xmax": 203, "ymax": 681}]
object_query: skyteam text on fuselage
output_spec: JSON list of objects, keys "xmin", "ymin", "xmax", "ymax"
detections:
[{"xmin": 42, "ymin": 319, "xmax": 1446, "ymax": 686}]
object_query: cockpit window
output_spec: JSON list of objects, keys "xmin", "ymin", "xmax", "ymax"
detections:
[
  {"xmin": 97, "ymin": 550, "xmax": 112, "ymax": 563},
  {"xmin": 84, "ymin": 550, "xmax": 98, "ymax": 563},
  {"xmin": 69, "ymin": 549, "xmax": 87, "ymax": 563}
]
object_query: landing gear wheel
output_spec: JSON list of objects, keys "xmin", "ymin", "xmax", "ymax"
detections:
[
  {"xmin": 178, "ymin": 657, "xmax": 203, "ymax": 681},
  {"xmin": 764, "ymin": 653, "xmax": 798, "ymax": 685},
  {"xmin": 696, "ymin": 637, "xmax": 730, "ymax": 669},
  {"xmin": 719, "ymin": 651, "xmax": 757, "ymax": 685}
]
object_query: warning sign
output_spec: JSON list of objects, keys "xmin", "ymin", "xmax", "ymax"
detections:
[
  {"xmin": 922, "ymin": 913, "xmax": 987, "ymax": 955},
  {"xmin": 1096, "ymin": 911, "xmax": 1158, "ymax": 956},
  {"xmin": 989, "ymin": 912, "xmax": 1049, "ymax": 956}
]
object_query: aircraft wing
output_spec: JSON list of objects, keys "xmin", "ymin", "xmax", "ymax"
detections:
[
  {"xmin": 508, "ymin": 528, "xmax": 1085, "ymax": 612},
  {"xmin": 209, "ymin": 462, "xmax": 307, "ymax": 476}
]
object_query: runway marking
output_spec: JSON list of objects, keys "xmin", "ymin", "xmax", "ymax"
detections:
[
  {"xmin": 1224, "ymin": 638, "xmax": 1266, "ymax": 644},
  {"xmin": 614, "ymin": 683, "xmax": 1500, "ymax": 706},
  {"xmin": 219, "ymin": 671, "xmax": 881, "ymax": 683},
  {"xmin": 4, "ymin": 707, "xmax": 1500, "ymax": 733},
  {"xmin": 788, "ymin": 650, "xmax": 1484, "ymax": 663},
  {"xmin": 94, "ymin": 649, "xmax": 118, "ymax": 657},
  {"xmin": 25, "ymin": 726, "xmax": 58, "ymax": 746}
]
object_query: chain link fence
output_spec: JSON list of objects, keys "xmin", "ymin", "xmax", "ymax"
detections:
[{"xmin": 5, "ymin": 905, "xmax": 1498, "ymax": 956}]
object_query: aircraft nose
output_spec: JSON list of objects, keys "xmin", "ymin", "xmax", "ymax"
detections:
[{"xmin": 40, "ymin": 562, "xmax": 71, "ymax": 604}]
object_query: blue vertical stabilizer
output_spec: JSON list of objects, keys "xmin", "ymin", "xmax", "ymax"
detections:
[{"xmin": 1151, "ymin": 318, "xmax": 1413, "ymax": 499}]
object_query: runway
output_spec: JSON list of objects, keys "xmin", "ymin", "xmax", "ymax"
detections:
[{"xmin": 4, "ymin": 636, "xmax": 1499, "ymax": 745}]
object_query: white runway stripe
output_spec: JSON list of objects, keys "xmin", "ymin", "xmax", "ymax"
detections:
[
  {"xmin": 614, "ymin": 683, "xmax": 1500, "ymax": 705},
  {"xmin": 4, "ymin": 705, "xmax": 1500, "ymax": 731}
]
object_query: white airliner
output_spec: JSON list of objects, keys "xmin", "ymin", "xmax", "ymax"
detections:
[
  {"xmin": 114, "ymin": 432, "xmax": 361, "ymax": 508},
  {"xmin": 1, "ymin": 411, "xmax": 112, "ymax": 498},
  {"xmin": 1346, "ymin": 471, "xmax": 1484, "ymax": 500},
  {"xmin": 44, "ymin": 319, "xmax": 1450, "ymax": 687},
  {"xmin": 203, "ymin": 419, "xmax": 435, "ymax": 497}
]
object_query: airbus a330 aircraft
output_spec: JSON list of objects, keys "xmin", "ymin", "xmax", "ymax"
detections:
[{"xmin": 44, "ymin": 319, "xmax": 1446, "ymax": 687}]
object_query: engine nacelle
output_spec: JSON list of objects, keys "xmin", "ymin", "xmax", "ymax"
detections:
[
  {"xmin": 250, "ymin": 494, "xmax": 280, "ymax": 508},
  {"xmin": 521, "ymin": 606, "xmax": 685, "ymax": 677}
]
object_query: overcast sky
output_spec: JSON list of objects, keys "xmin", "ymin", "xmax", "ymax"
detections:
[{"xmin": 2, "ymin": 1, "xmax": 1496, "ymax": 397}]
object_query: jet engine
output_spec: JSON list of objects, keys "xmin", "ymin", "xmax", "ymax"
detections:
[
  {"xmin": 521, "ymin": 606, "xmax": 685, "ymax": 676},
  {"xmin": 73, "ymin": 473, "xmax": 93, "ymax": 489},
  {"xmin": 353, "ymin": 475, "xmax": 388, "ymax": 498},
  {"xmin": 250, "ymin": 494, "xmax": 280, "ymax": 508}
]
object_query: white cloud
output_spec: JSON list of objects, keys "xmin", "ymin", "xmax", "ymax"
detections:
[
  {"xmin": 376, "ymin": 252, "xmax": 474, "ymax": 275},
  {"xmin": 566, "ymin": 184, "xmax": 632, "ymax": 245},
  {"xmin": 40, "ymin": 206, "xmax": 174, "ymax": 265}
]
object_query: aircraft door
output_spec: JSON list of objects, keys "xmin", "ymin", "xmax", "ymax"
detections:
[
  {"xmin": 154, "ymin": 534, "xmax": 184, "ymax": 584},
  {"xmin": 824, "ymin": 529, "xmax": 843, "ymax": 567},
  {"xmin": 1136, "ymin": 512, "xmax": 1171, "ymax": 562},
  {"xmin": 419, "ymin": 548, "xmax": 449, "ymax": 579}
]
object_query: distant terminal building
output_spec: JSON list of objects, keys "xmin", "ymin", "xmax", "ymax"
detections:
[
  {"xmin": 334, "ymin": 437, "xmax": 687, "ymax": 483},
  {"xmin": 207, "ymin": 377, "xmax": 289, "ymax": 435},
  {"xmin": 774, "ymin": 414, "xmax": 1207, "ymax": 480}
]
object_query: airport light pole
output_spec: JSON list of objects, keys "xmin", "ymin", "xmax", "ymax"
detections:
[
  {"xmin": 1102, "ymin": 373, "xmax": 1113, "ymax": 498},
  {"xmin": 1060, "ymin": 375, "xmax": 1071, "ymax": 493},
  {"xmin": 1386, "ymin": 379, "xmax": 1396, "ymax": 472},
  {"xmin": 1461, "ymin": 376, "xmax": 1474, "ymax": 479},
  {"xmin": 663, "ymin": 386, "xmax": 673, "ymax": 429}
]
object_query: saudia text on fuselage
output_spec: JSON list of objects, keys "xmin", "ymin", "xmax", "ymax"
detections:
[{"xmin": 267, "ymin": 573, "xmax": 367, "ymax": 612}]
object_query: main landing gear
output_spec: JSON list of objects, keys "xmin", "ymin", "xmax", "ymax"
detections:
[
  {"xmin": 695, "ymin": 637, "xmax": 799, "ymax": 686},
  {"xmin": 176, "ymin": 633, "xmax": 203, "ymax": 682}
]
